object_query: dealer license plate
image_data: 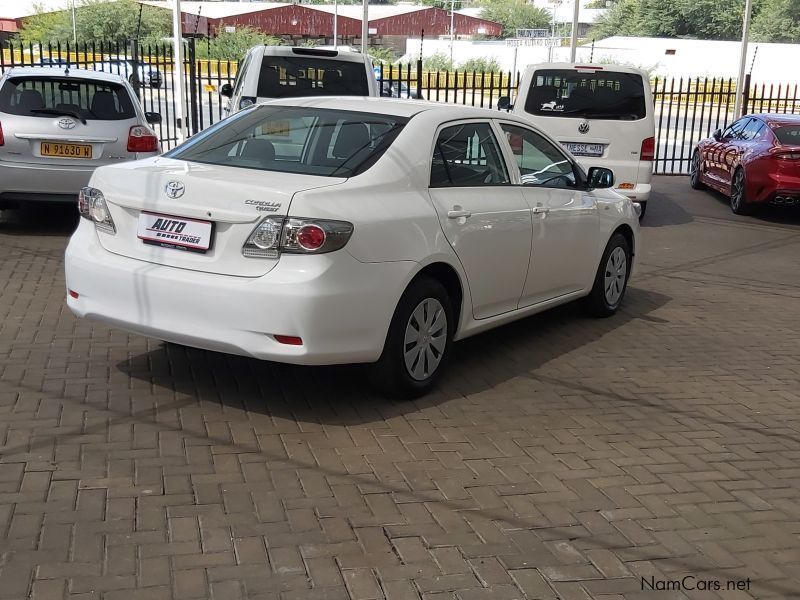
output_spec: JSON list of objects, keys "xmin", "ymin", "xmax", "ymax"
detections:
[
  {"xmin": 41, "ymin": 142, "xmax": 92, "ymax": 158},
  {"xmin": 137, "ymin": 212, "xmax": 213, "ymax": 253},
  {"xmin": 563, "ymin": 142, "xmax": 605, "ymax": 157}
]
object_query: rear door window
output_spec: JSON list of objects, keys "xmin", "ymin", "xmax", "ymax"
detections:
[
  {"xmin": 524, "ymin": 69, "xmax": 647, "ymax": 121},
  {"xmin": 773, "ymin": 125, "xmax": 800, "ymax": 145},
  {"xmin": 430, "ymin": 122, "xmax": 509, "ymax": 187},
  {"xmin": 257, "ymin": 56, "xmax": 369, "ymax": 98},
  {"xmin": 0, "ymin": 76, "xmax": 135, "ymax": 120}
]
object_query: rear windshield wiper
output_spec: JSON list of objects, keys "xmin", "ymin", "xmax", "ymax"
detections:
[{"xmin": 30, "ymin": 108, "xmax": 87, "ymax": 125}]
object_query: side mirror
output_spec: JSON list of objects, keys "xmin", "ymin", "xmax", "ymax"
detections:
[
  {"xmin": 145, "ymin": 111, "xmax": 162, "ymax": 125},
  {"xmin": 713, "ymin": 128, "xmax": 722, "ymax": 141},
  {"xmin": 497, "ymin": 96, "xmax": 512, "ymax": 111},
  {"xmin": 587, "ymin": 166, "xmax": 614, "ymax": 189},
  {"xmin": 220, "ymin": 83, "xmax": 233, "ymax": 98}
]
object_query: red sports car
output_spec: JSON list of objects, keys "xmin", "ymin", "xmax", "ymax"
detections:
[{"xmin": 690, "ymin": 113, "xmax": 800, "ymax": 214}]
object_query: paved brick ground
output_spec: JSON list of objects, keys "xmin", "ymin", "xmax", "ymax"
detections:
[{"xmin": 0, "ymin": 177, "xmax": 799, "ymax": 600}]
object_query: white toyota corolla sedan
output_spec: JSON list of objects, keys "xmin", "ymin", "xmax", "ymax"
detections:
[{"xmin": 65, "ymin": 97, "xmax": 640, "ymax": 397}]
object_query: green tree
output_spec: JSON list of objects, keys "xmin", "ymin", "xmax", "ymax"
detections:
[
  {"xmin": 751, "ymin": 0, "xmax": 800, "ymax": 42},
  {"xmin": 423, "ymin": 51, "xmax": 455, "ymax": 71},
  {"xmin": 196, "ymin": 26, "xmax": 281, "ymax": 60},
  {"xmin": 477, "ymin": 0, "xmax": 550, "ymax": 38},
  {"xmin": 19, "ymin": 0, "xmax": 170, "ymax": 44},
  {"xmin": 460, "ymin": 56, "xmax": 500, "ymax": 72}
]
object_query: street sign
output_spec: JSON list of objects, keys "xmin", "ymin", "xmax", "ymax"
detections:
[
  {"xmin": 505, "ymin": 37, "xmax": 561, "ymax": 47},
  {"xmin": 516, "ymin": 29, "xmax": 550, "ymax": 39}
]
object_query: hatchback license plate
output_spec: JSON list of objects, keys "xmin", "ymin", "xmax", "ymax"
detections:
[
  {"xmin": 40, "ymin": 142, "xmax": 92, "ymax": 158},
  {"xmin": 563, "ymin": 142, "xmax": 604, "ymax": 157},
  {"xmin": 137, "ymin": 212, "xmax": 213, "ymax": 253}
]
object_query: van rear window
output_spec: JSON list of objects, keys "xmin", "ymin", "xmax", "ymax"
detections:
[
  {"xmin": 0, "ymin": 77, "xmax": 135, "ymax": 120},
  {"xmin": 524, "ymin": 69, "xmax": 647, "ymax": 121},
  {"xmin": 256, "ymin": 57, "xmax": 369, "ymax": 98}
]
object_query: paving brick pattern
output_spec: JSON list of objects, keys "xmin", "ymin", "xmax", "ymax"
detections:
[{"xmin": 1, "ymin": 179, "xmax": 799, "ymax": 600}]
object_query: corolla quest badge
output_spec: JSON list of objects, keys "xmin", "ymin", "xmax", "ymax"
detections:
[
  {"xmin": 578, "ymin": 121, "xmax": 590, "ymax": 134},
  {"xmin": 57, "ymin": 118, "xmax": 76, "ymax": 130},
  {"xmin": 164, "ymin": 181, "xmax": 185, "ymax": 199}
]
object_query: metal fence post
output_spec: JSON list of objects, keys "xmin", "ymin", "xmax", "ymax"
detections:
[
  {"xmin": 187, "ymin": 37, "xmax": 200, "ymax": 135},
  {"xmin": 741, "ymin": 72, "xmax": 751, "ymax": 117},
  {"xmin": 130, "ymin": 39, "xmax": 141, "ymax": 100}
]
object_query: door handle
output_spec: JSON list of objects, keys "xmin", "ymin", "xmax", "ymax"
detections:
[
  {"xmin": 447, "ymin": 207, "xmax": 472, "ymax": 219},
  {"xmin": 533, "ymin": 206, "xmax": 550, "ymax": 214}
]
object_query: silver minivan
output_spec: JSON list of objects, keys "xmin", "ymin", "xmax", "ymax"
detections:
[{"xmin": 0, "ymin": 67, "xmax": 161, "ymax": 207}]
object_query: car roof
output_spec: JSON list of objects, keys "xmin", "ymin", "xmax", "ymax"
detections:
[
  {"xmin": 750, "ymin": 113, "xmax": 800, "ymax": 125},
  {"xmin": 2, "ymin": 66, "xmax": 126, "ymax": 84},
  {"xmin": 257, "ymin": 46, "xmax": 370, "ymax": 63},
  {"xmin": 524, "ymin": 62, "xmax": 648, "ymax": 77},
  {"xmin": 256, "ymin": 96, "xmax": 534, "ymax": 123}
]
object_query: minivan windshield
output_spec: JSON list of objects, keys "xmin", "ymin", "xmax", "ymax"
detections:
[
  {"xmin": 257, "ymin": 57, "xmax": 370, "ymax": 98},
  {"xmin": 167, "ymin": 106, "xmax": 408, "ymax": 177},
  {"xmin": 0, "ymin": 76, "xmax": 136, "ymax": 120},
  {"xmin": 524, "ymin": 69, "xmax": 647, "ymax": 121}
]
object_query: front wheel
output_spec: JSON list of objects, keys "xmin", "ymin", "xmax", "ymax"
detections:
[
  {"xmin": 584, "ymin": 233, "xmax": 631, "ymax": 318},
  {"xmin": 690, "ymin": 150, "xmax": 706, "ymax": 190},
  {"xmin": 371, "ymin": 278, "xmax": 454, "ymax": 398},
  {"xmin": 730, "ymin": 168, "xmax": 754, "ymax": 215}
]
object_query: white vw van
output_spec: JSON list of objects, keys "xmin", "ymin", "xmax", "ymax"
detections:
[{"xmin": 499, "ymin": 63, "xmax": 655, "ymax": 217}]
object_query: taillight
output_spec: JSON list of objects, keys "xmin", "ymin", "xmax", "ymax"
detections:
[
  {"xmin": 78, "ymin": 187, "xmax": 116, "ymax": 234},
  {"xmin": 127, "ymin": 125, "xmax": 159, "ymax": 153},
  {"xmin": 775, "ymin": 151, "xmax": 800, "ymax": 160},
  {"xmin": 242, "ymin": 217, "xmax": 353, "ymax": 258},
  {"xmin": 0, "ymin": 121, "xmax": 4, "ymax": 146},
  {"xmin": 640, "ymin": 137, "xmax": 655, "ymax": 161}
]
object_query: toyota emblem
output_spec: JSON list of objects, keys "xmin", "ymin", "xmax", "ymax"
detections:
[
  {"xmin": 57, "ymin": 118, "xmax": 76, "ymax": 130},
  {"xmin": 164, "ymin": 181, "xmax": 185, "ymax": 199},
  {"xmin": 578, "ymin": 121, "xmax": 590, "ymax": 134}
]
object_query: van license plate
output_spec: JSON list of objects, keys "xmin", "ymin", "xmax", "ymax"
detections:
[
  {"xmin": 563, "ymin": 142, "xmax": 604, "ymax": 157},
  {"xmin": 137, "ymin": 212, "xmax": 213, "ymax": 253},
  {"xmin": 40, "ymin": 142, "xmax": 92, "ymax": 158}
]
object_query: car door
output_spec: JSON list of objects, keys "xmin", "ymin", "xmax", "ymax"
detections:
[
  {"xmin": 497, "ymin": 122, "xmax": 600, "ymax": 307},
  {"xmin": 428, "ymin": 120, "xmax": 532, "ymax": 320},
  {"xmin": 707, "ymin": 118, "xmax": 747, "ymax": 185}
]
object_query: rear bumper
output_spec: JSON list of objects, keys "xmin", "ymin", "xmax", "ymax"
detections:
[
  {"xmin": 616, "ymin": 182, "xmax": 651, "ymax": 203},
  {"xmin": 64, "ymin": 219, "xmax": 414, "ymax": 365},
  {"xmin": 0, "ymin": 160, "xmax": 94, "ymax": 200}
]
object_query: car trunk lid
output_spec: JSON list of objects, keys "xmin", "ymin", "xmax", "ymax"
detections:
[{"xmin": 91, "ymin": 157, "xmax": 347, "ymax": 277}]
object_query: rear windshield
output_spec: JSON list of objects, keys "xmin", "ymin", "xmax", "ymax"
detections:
[
  {"xmin": 166, "ymin": 106, "xmax": 407, "ymax": 177},
  {"xmin": 256, "ymin": 57, "xmax": 369, "ymax": 98},
  {"xmin": 524, "ymin": 69, "xmax": 647, "ymax": 121},
  {"xmin": 773, "ymin": 125, "xmax": 800, "ymax": 145},
  {"xmin": 0, "ymin": 76, "xmax": 135, "ymax": 120}
]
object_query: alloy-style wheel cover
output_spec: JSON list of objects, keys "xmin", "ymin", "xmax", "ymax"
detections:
[
  {"xmin": 604, "ymin": 247, "xmax": 627, "ymax": 307},
  {"xmin": 404, "ymin": 298, "xmax": 447, "ymax": 381},
  {"xmin": 691, "ymin": 152, "xmax": 701, "ymax": 183},
  {"xmin": 731, "ymin": 171, "xmax": 745, "ymax": 210}
]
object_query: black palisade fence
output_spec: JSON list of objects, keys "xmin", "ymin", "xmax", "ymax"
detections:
[{"xmin": 2, "ymin": 39, "xmax": 799, "ymax": 168}]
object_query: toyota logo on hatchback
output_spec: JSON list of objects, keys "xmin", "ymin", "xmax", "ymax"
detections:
[
  {"xmin": 164, "ymin": 181, "xmax": 185, "ymax": 198},
  {"xmin": 58, "ymin": 118, "xmax": 76, "ymax": 130}
]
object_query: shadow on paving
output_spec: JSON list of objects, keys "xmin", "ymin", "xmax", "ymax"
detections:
[
  {"xmin": 117, "ymin": 286, "xmax": 672, "ymax": 422},
  {"xmin": 0, "ymin": 203, "xmax": 80, "ymax": 236}
]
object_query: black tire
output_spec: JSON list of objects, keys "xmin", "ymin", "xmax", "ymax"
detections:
[
  {"xmin": 689, "ymin": 149, "xmax": 706, "ymax": 190},
  {"xmin": 730, "ymin": 168, "xmax": 754, "ymax": 215},
  {"xmin": 371, "ymin": 277, "xmax": 454, "ymax": 399},
  {"xmin": 584, "ymin": 233, "xmax": 631, "ymax": 318},
  {"xmin": 637, "ymin": 200, "xmax": 647, "ymax": 220}
]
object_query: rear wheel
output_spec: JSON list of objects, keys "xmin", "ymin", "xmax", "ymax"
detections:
[
  {"xmin": 584, "ymin": 233, "xmax": 631, "ymax": 318},
  {"xmin": 371, "ymin": 278, "xmax": 454, "ymax": 399},
  {"xmin": 637, "ymin": 201, "xmax": 647, "ymax": 220},
  {"xmin": 690, "ymin": 149, "xmax": 706, "ymax": 190},
  {"xmin": 730, "ymin": 168, "xmax": 753, "ymax": 215}
]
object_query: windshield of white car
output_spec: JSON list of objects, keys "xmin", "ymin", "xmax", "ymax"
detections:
[
  {"xmin": 0, "ymin": 76, "xmax": 136, "ymax": 120},
  {"xmin": 256, "ymin": 57, "xmax": 370, "ymax": 97},
  {"xmin": 166, "ymin": 106, "xmax": 409, "ymax": 177},
  {"xmin": 524, "ymin": 69, "xmax": 647, "ymax": 121}
]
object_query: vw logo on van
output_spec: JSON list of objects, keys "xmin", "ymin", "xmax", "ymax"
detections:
[
  {"xmin": 578, "ymin": 121, "xmax": 590, "ymax": 134},
  {"xmin": 164, "ymin": 181, "xmax": 185, "ymax": 199},
  {"xmin": 57, "ymin": 118, "xmax": 76, "ymax": 130}
]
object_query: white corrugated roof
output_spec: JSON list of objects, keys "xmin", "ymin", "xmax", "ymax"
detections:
[{"xmin": 0, "ymin": 0, "xmax": 115, "ymax": 20}]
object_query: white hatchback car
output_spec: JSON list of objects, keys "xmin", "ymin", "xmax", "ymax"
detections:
[{"xmin": 65, "ymin": 98, "xmax": 639, "ymax": 397}]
